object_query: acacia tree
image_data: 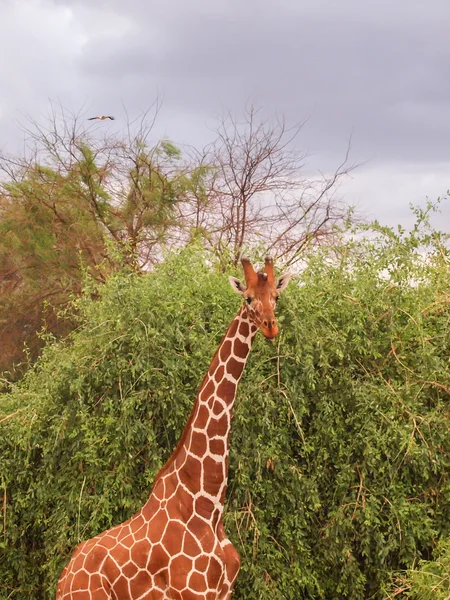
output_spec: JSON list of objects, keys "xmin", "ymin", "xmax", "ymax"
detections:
[
  {"xmin": 0, "ymin": 104, "xmax": 191, "ymax": 376},
  {"xmin": 179, "ymin": 104, "xmax": 356, "ymax": 267}
]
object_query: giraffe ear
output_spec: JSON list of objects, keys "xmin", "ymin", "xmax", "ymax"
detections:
[
  {"xmin": 276, "ymin": 272, "xmax": 292, "ymax": 292},
  {"xmin": 228, "ymin": 276, "xmax": 247, "ymax": 295}
]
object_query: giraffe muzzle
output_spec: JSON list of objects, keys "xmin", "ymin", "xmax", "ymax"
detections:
[{"xmin": 261, "ymin": 318, "xmax": 279, "ymax": 340}]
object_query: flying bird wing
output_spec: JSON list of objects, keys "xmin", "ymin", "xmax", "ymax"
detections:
[{"xmin": 87, "ymin": 116, "xmax": 115, "ymax": 121}]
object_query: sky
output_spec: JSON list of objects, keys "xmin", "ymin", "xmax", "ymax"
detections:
[{"xmin": 1, "ymin": 0, "xmax": 450, "ymax": 230}]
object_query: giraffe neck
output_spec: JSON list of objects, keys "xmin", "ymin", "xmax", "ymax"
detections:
[{"xmin": 156, "ymin": 305, "xmax": 257, "ymax": 521}]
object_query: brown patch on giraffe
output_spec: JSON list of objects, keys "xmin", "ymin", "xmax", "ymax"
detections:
[
  {"xmin": 147, "ymin": 543, "xmax": 170, "ymax": 572},
  {"xmin": 207, "ymin": 351, "xmax": 220, "ymax": 375},
  {"xmin": 167, "ymin": 491, "xmax": 194, "ymax": 521},
  {"xmin": 161, "ymin": 520, "xmax": 185, "ymax": 555},
  {"xmin": 219, "ymin": 340, "xmax": 232, "ymax": 362},
  {"xmin": 120, "ymin": 532, "xmax": 135, "ymax": 548},
  {"xmin": 169, "ymin": 554, "xmax": 193, "ymax": 590},
  {"xmin": 103, "ymin": 554, "xmax": 121, "ymax": 582},
  {"xmin": 109, "ymin": 542, "xmax": 132, "ymax": 567},
  {"xmin": 131, "ymin": 513, "xmax": 145, "ymax": 531},
  {"xmin": 90, "ymin": 573, "xmax": 110, "ymax": 597},
  {"xmin": 163, "ymin": 473, "xmax": 178, "ymax": 498},
  {"xmin": 97, "ymin": 534, "xmax": 116, "ymax": 550},
  {"xmin": 209, "ymin": 438, "xmax": 225, "ymax": 455},
  {"xmin": 133, "ymin": 522, "xmax": 148, "ymax": 541},
  {"xmin": 122, "ymin": 560, "xmax": 139, "ymax": 578},
  {"xmin": 216, "ymin": 377, "xmax": 236, "ymax": 400},
  {"xmin": 174, "ymin": 445, "xmax": 187, "ymax": 468},
  {"xmin": 147, "ymin": 514, "xmax": 167, "ymax": 544},
  {"xmin": 233, "ymin": 338, "xmax": 249, "ymax": 359},
  {"xmin": 239, "ymin": 320, "xmax": 250, "ymax": 337},
  {"xmin": 226, "ymin": 318, "xmax": 239, "ymax": 338},
  {"xmin": 207, "ymin": 556, "xmax": 224, "ymax": 588},
  {"xmin": 130, "ymin": 538, "xmax": 151, "ymax": 569},
  {"xmin": 211, "ymin": 507, "xmax": 221, "ymax": 527},
  {"xmin": 194, "ymin": 403, "xmax": 210, "ymax": 428},
  {"xmin": 189, "ymin": 516, "xmax": 215, "ymax": 553},
  {"xmin": 219, "ymin": 485, "xmax": 227, "ymax": 505},
  {"xmin": 200, "ymin": 378, "xmax": 215, "ymax": 402},
  {"xmin": 83, "ymin": 544, "xmax": 108, "ymax": 572},
  {"xmin": 111, "ymin": 575, "xmax": 130, "ymax": 599},
  {"xmin": 226, "ymin": 356, "xmax": 242, "ymax": 379},
  {"xmin": 70, "ymin": 568, "xmax": 89, "ymax": 590},
  {"xmin": 153, "ymin": 571, "xmax": 169, "ymax": 592},
  {"xmin": 223, "ymin": 542, "xmax": 241, "ymax": 579},
  {"xmin": 203, "ymin": 456, "xmax": 224, "ymax": 496},
  {"xmin": 195, "ymin": 554, "xmax": 209, "ymax": 572},
  {"xmin": 183, "ymin": 529, "xmax": 203, "ymax": 557},
  {"xmin": 188, "ymin": 571, "xmax": 208, "ymax": 592},
  {"xmin": 71, "ymin": 544, "xmax": 88, "ymax": 568},
  {"xmin": 189, "ymin": 431, "xmax": 208, "ymax": 458},
  {"xmin": 212, "ymin": 400, "xmax": 225, "ymax": 416},
  {"xmin": 207, "ymin": 412, "xmax": 229, "ymax": 437},
  {"xmin": 195, "ymin": 495, "xmax": 215, "ymax": 518},
  {"xmin": 214, "ymin": 364, "xmax": 225, "ymax": 382},
  {"xmin": 129, "ymin": 570, "xmax": 153, "ymax": 596},
  {"xmin": 141, "ymin": 494, "xmax": 160, "ymax": 520},
  {"xmin": 179, "ymin": 453, "xmax": 202, "ymax": 491},
  {"xmin": 150, "ymin": 478, "xmax": 164, "ymax": 501}
]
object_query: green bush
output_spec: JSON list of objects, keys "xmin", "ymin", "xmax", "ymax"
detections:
[
  {"xmin": 1, "ymin": 219, "xmax": 450, "ymax": 599},
  {"xmin": 390, "ymin": 539, "xmax": 450, "ymax": 599}
]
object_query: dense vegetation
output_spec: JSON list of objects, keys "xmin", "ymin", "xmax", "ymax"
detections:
[{"xmin": 1, "ymin": 212, "xmax": 449, "ymax": 599}]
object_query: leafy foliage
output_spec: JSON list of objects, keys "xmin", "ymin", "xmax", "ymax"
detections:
[
  {"xmin": 1, "ymin": 217, "xmax": 449, "ymax": 599},
  {"xmin": 389, "ymin": 539, "xmax": 450, "ymax": 599},
  {"xmin": 0, "ymin": 133, "xmax": 190, "ymax": 378}
]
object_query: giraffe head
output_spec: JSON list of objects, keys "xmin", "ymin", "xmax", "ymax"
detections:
[{"xmin": 229, "ymin": 257, "xmax": 291, "ymax": 340}]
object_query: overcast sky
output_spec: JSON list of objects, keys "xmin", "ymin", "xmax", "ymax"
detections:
[{"xmin": 1, "ymin": 0, "xmax": 450, "ymax": 229}]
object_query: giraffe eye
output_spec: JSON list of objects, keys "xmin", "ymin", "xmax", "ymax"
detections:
[{"xmin": 245, "ymin": 297, "xmax": 252, "ymax": 304}]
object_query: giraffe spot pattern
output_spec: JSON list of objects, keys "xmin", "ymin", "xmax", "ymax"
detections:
[{"xmin": 56, "ymin": 309, "xmax": 258, "ymax": 599}]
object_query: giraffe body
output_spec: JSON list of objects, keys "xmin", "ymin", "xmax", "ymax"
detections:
[
  {"xmin": 57, "ymin": 258, "xmax": 291, "ymax": 599},
  {"xmin": 57, "ymin": 495, "xmax": 239, "ymax": 600}
]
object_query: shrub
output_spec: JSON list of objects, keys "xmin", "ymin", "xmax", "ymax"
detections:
[{"xmin": 1, "ymin": 219, "xmax": 449, "ymax": 599}]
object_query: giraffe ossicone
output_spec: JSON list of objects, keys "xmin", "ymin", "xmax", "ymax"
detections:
[{"xmin": 56, "ymin": 256, "xmax": 291, "ymax": 600}]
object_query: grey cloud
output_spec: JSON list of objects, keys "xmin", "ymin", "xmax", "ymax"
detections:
[
  {"xmin": 68, "ymin": 0, "xmax": 450, "ymax": 163},
  {"xmin": 1, "ymin": 0, "xmax": 450, "ymax": 228}
]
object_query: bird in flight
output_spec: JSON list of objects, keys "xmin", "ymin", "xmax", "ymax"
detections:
[{"xmin": 87, "ymin": 115, "xmax": 115, "ymax": 121}]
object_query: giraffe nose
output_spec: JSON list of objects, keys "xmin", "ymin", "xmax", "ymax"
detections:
[
  {"xmin": 261, "ymin": 317, "xmax": 279, "ymax": 340},
  {"xmin": 263, "ymin": 318, "xmax": 276, "ymax": 329}
]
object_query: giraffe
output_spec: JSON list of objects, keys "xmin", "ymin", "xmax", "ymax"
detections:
[{"xmin": 56, "ymin": 256, "xmax": 291, "ymax": 600}]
